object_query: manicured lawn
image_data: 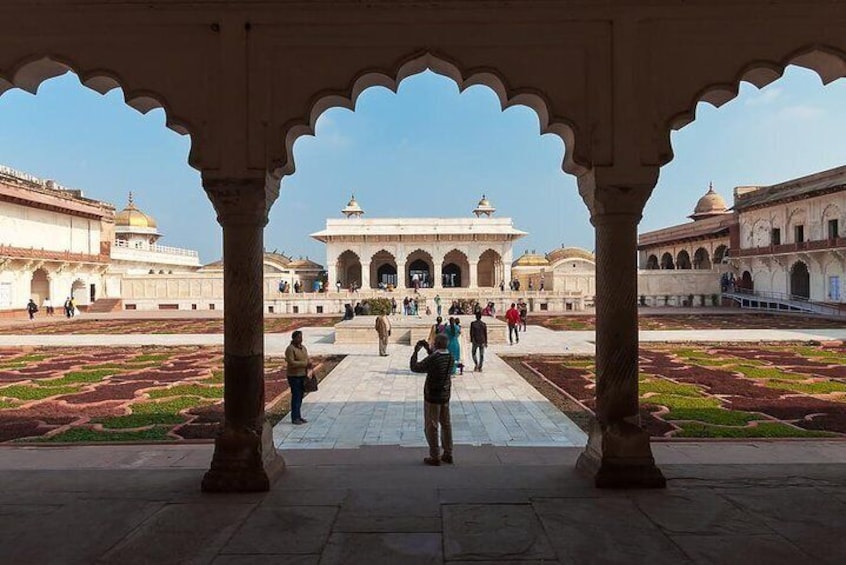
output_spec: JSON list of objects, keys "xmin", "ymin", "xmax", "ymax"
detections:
[
  {"xmin": 516, "ymin": 342, "xmax": 846, "ymax": 438},
  {"xmin": 0, "ymin": 346, "xmax": 343, "ymax": 443}
]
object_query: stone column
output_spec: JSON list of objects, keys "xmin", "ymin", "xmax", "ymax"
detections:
[
  {"xmin": 201, "ymin": 176, "xmax": 284, "ymax": 492},
  {"xmin": 396, "ymin": 261, "xmax": 407, "ymax": 289},
  {"xmin": 327, "ymin": 262, "xmax": 338, "ymax": 292},
  {"xmin": 361, "ymin": 261, "xmax": 371, "ymax": 289},
  {"xmin": 433, "ymin": 262, "xmax": 443, "ymax": 289},
  {"xmin": 468, "ymin": 261, "xmax": 479, "ymax": 289},
  {"xmin": 575, "ymin": 167, "xmax": 665, "ymax": 488}
]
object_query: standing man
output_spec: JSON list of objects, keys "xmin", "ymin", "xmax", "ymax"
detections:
[
  {"xmin": 470, "ymin": 311, "xmax": 488, "ymax": 372},
  {"xmin": 375, "ymin": 313, "xmax": 392, "ymax": 356},
  {"xmin": 434, "ymin": 293, "xmax": 442, "ymax": 316},
  {"xmin": 410, "ymin": 335, "xmax": 454, "ymax": 466},
  {"xmin": 26, "ymin": 298, "xmax": 38, "ymax": 320},
  {"xmin": 336, "ymin": 280, "xmax": 342, "ymax": 293},
  {"xmin": 506, "ymin": 302, "xmax": 521, "ymax": 345}
]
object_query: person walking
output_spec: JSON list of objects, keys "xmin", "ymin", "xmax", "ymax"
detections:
[
  {"xmin": 519, "ymin": 301, "xmax": 528, "ymax": 331},
  {"xmin": 445, "ymin": 317, "xmax": 462, "ymax": 375},
  {"xmin": 410, "ymin": 334, "xmax": 454, "ymax": 466},
  {"xmin": 285, "ymin": 330, "xmax": 312, "ymax": 425},
  {"xmin": 375, "ymin": 313, "xmax": 391, "ymax": 356},
  {"xmin": 26, "ymin": 299, "xmax": 38, "ymax": 320},
  {"xmin": 42, "ymin": 297, "xmax": 53, "ymax": 316},
  {"xmin": 470, "ymin": 311, "xmax": 488, "ymax": 372},
  {"xmin": 63, "ymin": 297, "xmax": 72, "ymax": 318},
  {"xmin": 434, "ymin": 293, "xmax": 442, "ymax": 316},
  {"xmin": 506, "ymin": 303, "xmax": 521, "ymax": 345}
]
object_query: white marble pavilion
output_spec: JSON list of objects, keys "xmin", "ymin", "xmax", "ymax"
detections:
[{"xmin": 311, "ymin": 196, "xmax": 526, "ymax": 290}]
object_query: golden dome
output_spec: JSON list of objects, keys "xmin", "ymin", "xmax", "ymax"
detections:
[
  {"xmin": 115, "ymin": 193, "xmax": 157, "ymax": 229},
  {"xmin": 690, "ymin": 183, "xmax": 729, "ymax": 220},
  {"xmin": 512, "ymin": 250, "xmax": 549, "ymax": 268},
  {"xmin": 546, "ymin": 246, "xmax": 595, "ymax": 263}
]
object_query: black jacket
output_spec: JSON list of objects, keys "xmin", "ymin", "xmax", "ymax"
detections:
[
  {"xmin": 469, "ymin": 320, "xmax": 487, "ymax": 345},
  {"xmin": 410, "ymin": 349, "xmax": 453, "ymax": 404}
]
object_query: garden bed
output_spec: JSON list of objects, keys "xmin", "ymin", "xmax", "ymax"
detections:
[
  {"xmin": 0, "ymin": 317, "xmax": 340, "ymax": 335},
  {"xmin": 506, "ymin": 342, "xmax": 846, "ymax": 439},
  {"xmin": 530, "ymin": 313, "xmax": 846, "ymax": 332},
  {"xmin": 0, "ymin": 346, "xmax": 343, "ymax": 443}
]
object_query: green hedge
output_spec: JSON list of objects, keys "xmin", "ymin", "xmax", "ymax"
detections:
[{"xmin": 362, "ymin": 297, "xmax": 393, "ymax": 316}]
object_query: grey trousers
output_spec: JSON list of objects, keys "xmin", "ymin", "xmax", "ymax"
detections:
[
  {"xmin": 472, "ymin": 343, "xmax": 485, "ymax": 369},
  {"xmin": 424, "ymin": 401, "xmax": 453, "ymax": 458},
  {"xmin": 378, "ymin": 335, "xmax": 388, "ymax": 355}
]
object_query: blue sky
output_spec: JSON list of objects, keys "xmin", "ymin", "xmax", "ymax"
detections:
[{"xmin": 0, "ymin": 67, "xmax": 844, "ymax": 264}]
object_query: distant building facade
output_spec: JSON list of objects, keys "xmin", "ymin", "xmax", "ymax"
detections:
[
  {"xmin": 637, "ymin": 167, "xmax": 846, "ymax": 306},
  {"xmin": 731, "ymin": 166, "xmax": 845, "ymax": 303},
  {"xmin": 311, "ymin": 196, "xmax": 523, "ymax": 290}
]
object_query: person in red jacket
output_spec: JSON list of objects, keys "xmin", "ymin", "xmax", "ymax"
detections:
[{"xmin": 505, "ymin": 303, "xmax": 521, "ymax": 345}]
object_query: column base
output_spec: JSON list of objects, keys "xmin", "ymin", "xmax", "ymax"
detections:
[
  {"xmin": 576, "ymin": 418, "xmax": 666, "ymax": 489},
  {"xmin": 202, "ymin": 422, "xmax": 285, "ymax": 493}
]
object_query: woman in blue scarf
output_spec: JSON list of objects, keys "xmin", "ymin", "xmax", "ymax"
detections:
[{"xmin": 445, "ymin": 317, "xmax": 462, "ymax": 375}]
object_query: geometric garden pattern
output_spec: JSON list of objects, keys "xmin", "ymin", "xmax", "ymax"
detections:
[
  {"xmin": 523, "ymin": 343, "xmax": 846, "ymax": 438},
  {"xmin": 0, "ymin": 346, "xmax": 333, "ymax": 443}
]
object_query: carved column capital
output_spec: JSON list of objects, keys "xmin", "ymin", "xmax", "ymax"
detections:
[
  {"xmin": 203, "ymin": 175, "xmax": 280, "ymax": 227},
  {"xmin": 578, "ymin": 166, "xmax": 658, "ymax": 222}
]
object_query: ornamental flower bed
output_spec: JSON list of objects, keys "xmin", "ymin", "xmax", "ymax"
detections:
[
  {"xmin": 0, "ymin": 346, "xmax": 340, "ymax": 443},
  {"xmin": 520, "ymin": 342, "xmax": 846, "ymax": 438},
  {"xmin": 531, "ymin": 313, "xmax": 846, "ymax": 332},
  {"xmin": 0, "ymin": 317, "xmax": 340, "ymax": 335}
]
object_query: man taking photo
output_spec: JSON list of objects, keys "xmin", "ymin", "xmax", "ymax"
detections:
[{"xmin": 410, "ymin": 335, "xmax": 454, "ymax": 466}]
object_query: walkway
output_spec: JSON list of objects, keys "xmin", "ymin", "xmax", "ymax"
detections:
[
  {"xmin": 1, "ymin": 442, "xmax": 845, "ymax": 564},
  {"xmin": 273, "ymin": 348, "xmax": 587, "ymax": 449}
]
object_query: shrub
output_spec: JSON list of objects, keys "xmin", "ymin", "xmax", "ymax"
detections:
[{"xmin": 362, "ymin": 297, "xmax": 392, "ymax": 315}]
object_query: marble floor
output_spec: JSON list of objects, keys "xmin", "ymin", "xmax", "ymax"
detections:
[{"xmin": 273, "ymin": 347, "xmax": 588, "ymax": 449}]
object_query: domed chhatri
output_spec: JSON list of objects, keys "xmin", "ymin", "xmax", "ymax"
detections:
[
  {"xmin": 115, "ymin": 192, "xmax": 158, "ymax": 229},
  {"xmin": 546, "ymin": 246, "xmax": 595, "ymax": 263},
  {"xmin": 473, "ymin": 194, "xmax": 496, "ymax": 217},
  {"xmin": 512, "ymin": 249, "xmax": 549, "ymax": 267},
  {"xmin": 342, "ymin": 194, "xmax": 364, "ymax": 218},
  {"xmin": 689, "ymin": 182, "xmax": 730, "ymax": 221}
]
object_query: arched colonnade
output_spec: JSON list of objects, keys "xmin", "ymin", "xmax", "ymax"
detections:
[
  {"xmin": 3, "ymin": 1, "xmax": 845, "ymax": 492},
  {"xmin": 329, "ymin": 247, "xmax": 503, "ymax": 290},
  {"xmin": 645, "ymin": 244, "xmax": 728, "ymax": 271}
]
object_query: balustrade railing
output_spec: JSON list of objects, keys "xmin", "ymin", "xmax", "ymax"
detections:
[
  {"xmin": 113, "ymin": 239, "xmax": 199, "ymax": 258},
  {"xmin": 735, "ymin": 237, "xmax": 846, "ymax": 258}
]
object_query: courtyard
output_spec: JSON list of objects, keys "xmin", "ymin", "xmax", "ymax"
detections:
[{"xmin": 0, "ymin": 310, "xmax": 846, "ymax": 563}]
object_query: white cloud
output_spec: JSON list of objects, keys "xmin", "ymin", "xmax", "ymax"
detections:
[{"xmin": 777, "ymin": 104, "xmax": 824, "ymax": 120}]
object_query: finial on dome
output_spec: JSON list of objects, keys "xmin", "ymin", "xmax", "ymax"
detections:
[
  {"xmin": 342, "ymin": 194, "xmax": 364, "ymax": 218},
  {"xmin": 473, "ymin": 194, "xmax": 496, "ymax": 217},
  {"xmin": 128, "ymin": 191, "xmax": 134, "ymax": 206}
]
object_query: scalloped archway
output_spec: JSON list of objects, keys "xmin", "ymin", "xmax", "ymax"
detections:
[
  {"xmin": 270, "ymin": 52, "xmax": 588, "ymax": 183},
  {"xmin": 0, "ymin": 56, "xmax": 199, "ymax": 166},
  {"xmin": 662, "ymin": 46, "xmax": 846, "ymax": 165}
]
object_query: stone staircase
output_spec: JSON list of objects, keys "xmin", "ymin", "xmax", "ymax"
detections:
[{"xmin": 86, "ymin": 298, "xmax": 123, "ymax": 313}]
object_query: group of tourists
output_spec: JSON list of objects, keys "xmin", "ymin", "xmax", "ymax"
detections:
[
  {"xmin": 26, "ymin": 296, "xmax": 76, "ymax": 320},
  {"xmin": 288, "ymin": 302, "xmax": 498, "ymax": 468}
]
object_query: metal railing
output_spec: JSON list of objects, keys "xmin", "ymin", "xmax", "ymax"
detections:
[
  {"xmin": 723, "ymin": 288, "xmax": 846, "ymax": 318},
  {"xmin": 113, "ymin": 239, "xmax": 199, "ymax": 258}
]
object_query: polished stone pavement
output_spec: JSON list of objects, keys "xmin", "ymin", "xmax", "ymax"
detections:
[
  {"xmin": 1, "ymin": 443, "xmax": 846, "ymax": 564},
  {"xmin": 273, "ymin": 347, "xmax": 587, "ymax": 450}
]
